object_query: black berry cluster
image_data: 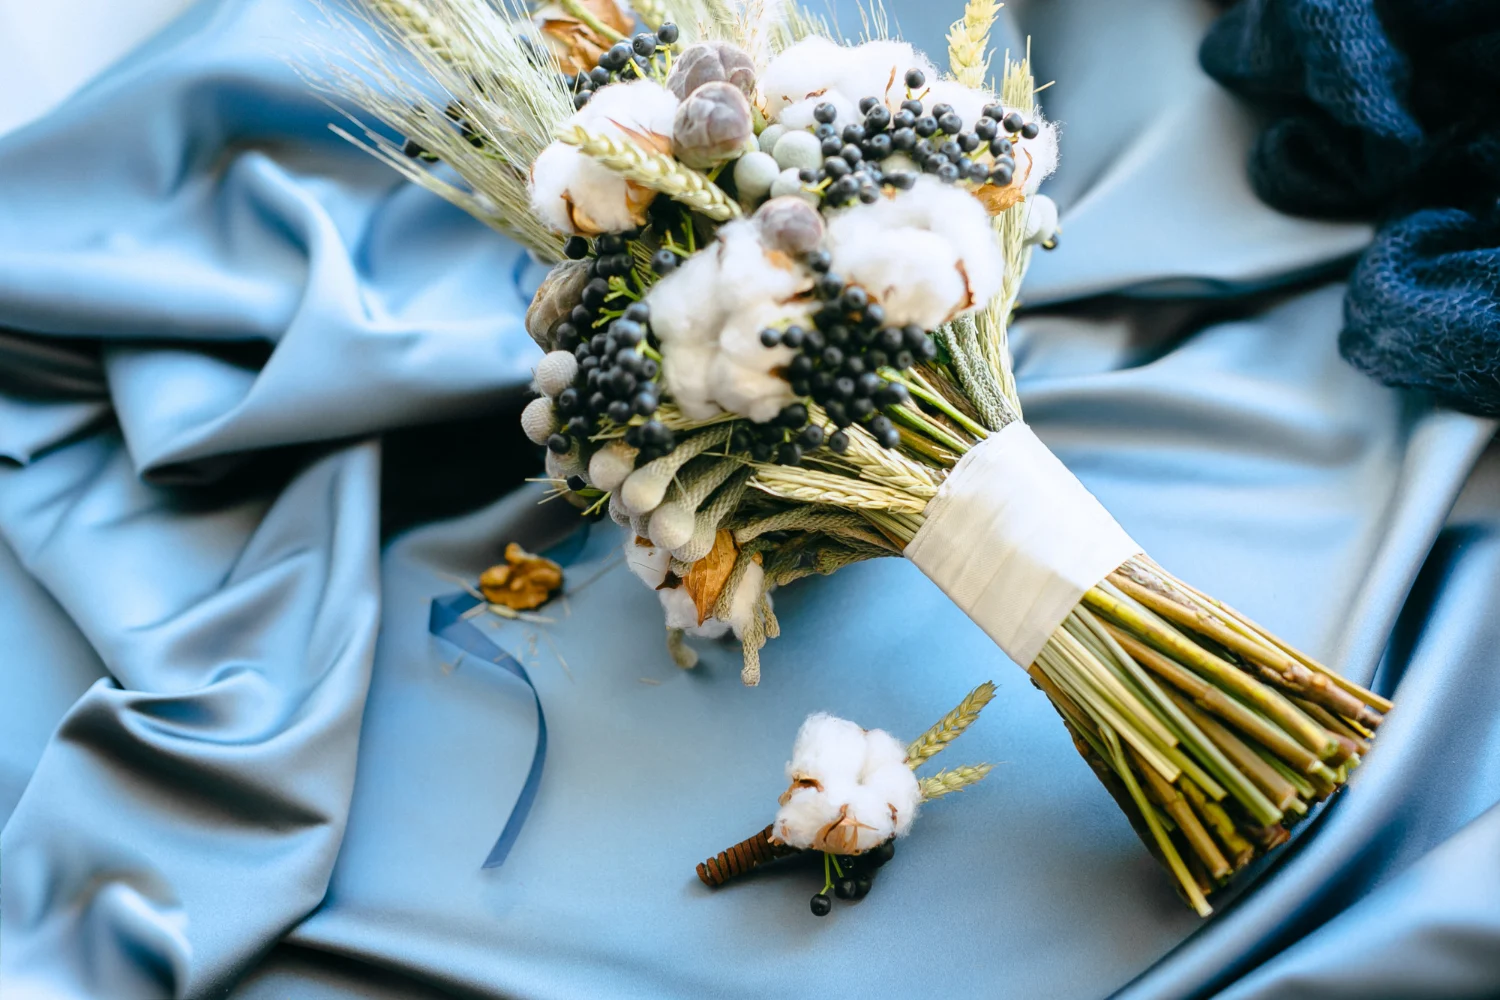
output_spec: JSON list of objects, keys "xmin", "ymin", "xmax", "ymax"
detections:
[
  {"xmin": 547, "ymin": 233, "xmax": 676, "ymax": 461},
  {"xmin": 747, "ymin": 251, "xmax": 935, "ymax": 463},
  {"xmin": 559, "ymin": 23, "xmax": 679, "ymax": 110},
  {"xmin": 810, "ymin": 840, "xmax": 895, "ymax": 917},
  {"xmin": 799, "ymin": 66, "xmax": 1044, "ymax": 206}
]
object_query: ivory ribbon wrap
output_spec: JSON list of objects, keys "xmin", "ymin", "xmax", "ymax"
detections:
[{"xmin": 903, "ymin": 423, "xmax": 1143, "ymax": 668}]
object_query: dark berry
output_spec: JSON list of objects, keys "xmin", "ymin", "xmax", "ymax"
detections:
[
  {"xmin": 815, "ymin": 122, "xmax": 838, "ymax": 140},
  {"xmin": 858, "ymin": 95, "xmax": 880, "ymax": 114},
  {"xmin": 982, "ymin": 103, "xmax": 1005, "ymax": 120},
  {"xmin": 632, "ymin": 391, "xmax": 658, "ymax": 416},
  {"xmin": 816, "ymin": 273, "xmax": 844, "ymax": 299},
  {"xmin": 863, "ymin": 303, "xmax": 885, "ymax": 327},
  {"xmin": 865, "ymin": 106, "xmax": 891, "ymax": 131},
  {"xmin": 558, "ymin": 387, "xmax": 580, "ymax": 412},
  {"xmin": 904, "ymin": 68, "xmax": 926, "ymax": 89},
  {"xmin": 916, "ymin": 336, "xmax": 938, "ymax": 360},
  {"xmin": 595, "ymin": 234, "xmax": 624, "ymax": 255},
  {"xmin": 833, "ymin": 376, "xmax": 855, "ymax": 399},
  {"xmin": 914, "ymin": 115, "xmax": 938, "ymax": 137},
  {"xmin": 789, "ymin": 355, "xmax": 814, "ymax": 378},
  {"xmin": 821, "ymin": 136, "xmax": 843, "ymax": 157},
  {"xmin": 640, "ymin": 358, "xmax": 659, "ymax": 379},
  {"xmin": 814, "ymin": 102, "xmax": 839, "ymax": 124},
  {"xmin": 891, "ymin": 109, "xmax": 917, "ymax": 131},
  {"xmin": 824, "ymin": 324, "xmax": 850, "ymax": 345},
  {"xmin": 989, "ymin": 136, "xmax": 1013, "ymax": 157},
  {"xmin": 891, "ymin": 350, "xmax": 914, "ymax": 370},
  {"xmin": 781, "ymin": 325, "xmax": 806, "ymax": 348},
  {"xmin": 857, "ymin": 372, "xmax": 883, "ymax": 398},
  {"xmin": 640, "ymin": 420, "xmax": 669, "ymax": 445},
  {"xmin": 613, "ymin": 320, "xmax": 644, "ymax": 346},
  {"xmin": 810, "ymin": 892, "xmax": 833, "ymax": 917},
  {"xmin": 825, "ymin": 400, "xmax": 851, "ymax": 426},
  {"xmin": 841, "ymin": 355, "xmax": 866, "ymax": 377},
  {"xmin": 566, "ymin": 415, "xmax": 591, "ymax": 437},
  {"xmin": 624, "ymin": 300, "xmax": 650, "ymax": 323},
  {"xmin": 805, "ymin": 250, "xmax": 831, "ymax": 273},
  {"xmin": 566, "ymin": 474, "xmax": 587, "ymax": 491},
  {"xmin": 601, "ymin": 42, "xmax": 632, "ymax": 70},
  {"xmin": 651, "ymin": 249, "xmax": 678, "ymax": 274},
  {"xmin": 974, "ymin": 117, "xmax": 998, "ymax": 141},
  {"xmin": 827, "ymin": 175, "xmax": 858, "ymax": 203},
  {"xmin": 967, "ymin": 160, "xmax": 990, "ymax": 182},
  {"xmin": 891, "ymin": 127, "xmax": 917, "ymax": 151},
  {"xmin": 886, "ymin": 170, "xmax": 916, "ymax": 190},
  {"xmin": 875, "ymin": 382, "xmax": 910, "ymax": 407},
  {"xmin": 588, "ymin": 390, "xmax": 608, "ymax": 413},
  {"xmin": 546, "ymin": 433, "xmax": 570, "ymax": 453},
  {"xmin": 572, "ymin": 92, "xmax": 591, "ymax": 110},
  {"xmin": 570, "ymin": 305, "xmax": 592, "ymax": 327},
  {"xmin": 632, "ymin": 33, "xmax": 656, "ymax": 56},
  {"xmin": 1020, "ymin": 120, "xmax": 1040, "ymax": 139},
  {"xmin": 803, "ymin": 328, "xmax": 826, "ymax": 351},
  {"xmin": 402, "ymin": 138, "xmax": 426, "ymax": 158},
  {"xmin": 939, "ymin": 139, "xmax": 962, "ymax": 160},
  {"xmin": 760, "ymin": 327, "xmax": 782, "ymax": 347},
  {"xmin": 834, "ymin": 877, "xmax": 858, "ymax": 900},
  {"xmin": 841, "ymin": 286, "xmax": 868, "ymax": 311},
  {"xmin": 989, "ymin": 162, "xmax": 1014, "ymax": 186},
  {"xmin": 937, "ymin": 112, "xmax": 962, "ymax": 134},
  {"xmin": 606, "ymin": 399, "xmax": 631, "ymax": 422},
  {"xmin": 589, "ymin": 66, "xmax": 611, "ymax": 86},
  {"xmin": 1002, "ymin": 111, "xmax": 1025, "ymax": 133},
  {"xmin": 901, "ymin": 98, "xmax": 924, "ymax": 115},
  {"xmin": 850, "ymin": 396, "xmax": 875, "ymax": 419},
  {"xmin": 657, "ymin": 22, "xmax": 679, "ymax": 44},
  {"xmin": 854, "ymin": 875, "xmax": 873, "ymax": 898},
  {"xmin": 828, "ymin": 429, "xmax": 850, "ymax": 452},
  {"xmin": 957, "ymin": 131, "xmax": 980, "ymax": 152},
  {"xmin": 936, "ymin": 162, "xmax": 960, "ymax": 182},
  {"xmin": 870, "ymin": 840, "xmax": 895, "ymax": 866},
  {"xmin": 564, "ymin": 235, "xmax": 589, "ymax": 259},
  {"xmin": 821, "ymin": 345, "xmax": 844, "ymax": 368},
  {"xmin": 841, "ymin": 124, "xmax": 866, "ymax": 145},
  {"xmin": 840, "ymin": 143, "xmax": 863, "ymax": 164},
  {"xmin": 777, "ymin": 441, "xmax": 803, "ymax": 465},
  {"xmin": 823, "ymin": 156, "xmax": 851, "ymax": 179},
  {"xmin": 865, "ymin": 133, "xmax": 892, "ymax": 159},
  {"xmin": 779, "ymin": 402, "xmax": 809, "ymax": 427}
]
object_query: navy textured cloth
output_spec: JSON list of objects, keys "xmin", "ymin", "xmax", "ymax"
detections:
[{"xmin": 1201, "ymin": 0, "xmax": 1500, "ymax": 415}]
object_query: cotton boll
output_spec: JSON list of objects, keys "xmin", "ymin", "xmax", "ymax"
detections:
[
  {"xmin": 734, "ymin": 151, "xmax": 781, "ymax": 201},
  {"xmin": 577, "ymin": 78, "xmax": 679, "ymax": 140},
  {"xmin": 1017, "ymin": 116, "xmax": 1059, "ymax": 194},
  {"xmin": 521, "ymin": 396, "xmax": 559, "ymax": 445},
  {"xmin": 687, "ymin": 616, "xmax": 732, "ymax": 639},
  {"xmin": 773, "ymin": 784, "xmax": 845, "ymax": 849},
  {"xmin": 759, "ymin": 37, "xmax": 850, "ymax": 120},
  {"xmin": 718, "ymin": 300, "xmax": 804, "ymax": 364},
  {"xmin": 776, "ymin": 92, "xmax": 858, "ymax": 133},
  {"xmin": 588, "ymin": 438, "xmax": 638, "ymax": 491},
  {"xmin": 533, "ymin": 351, "xmax": 579, "ymax": 397},
  {"xmin": 529, "ymin": 142, "xmax": 643, "ymax": 236},
  {"xmin": 922, "ymin": 79, "xmax": 993, "ymax": 130},
  {"xmin": 659, "ymin": 585, "xmax": 700, "ymax": 630},
  {"xmin": 788, "ymin": 713, "xmax": 869, "ymax": 786},
  {"xmin": 1023, "ymin": 193, "xmax": 1059, "ymax": 246},
  {"xmin": 648, "ymin": 499, "xmax": 696, "ymax": 550},
  {"xmin": 710, "ymin": 352, "xmax": 797, "ymax": 423},
  {"xmin": 713, "ymin": 221, "xmax": 810, "ymax": 312},
  {"xmin": 836, "ymin": 41, "xmax": 936, "ymax": 111},
  {"xmin": 662, "ymin": 340, "xmax": 722, "ymax": 420},
  {"xmin": 829, "ymin": 225, "xmax": 965, "ymax": 329},
  {"xmin": 624, "ymin": 535, "xmax": 671, "ymax": 588},
  {"xmin": 646, "ymin": 250, "xmax": 724, "ymax": 346},
  {"xmin": 859, "ymin": 728, "xmax": 910, "ymax": 779},
  {"xmin": 862, "ymin": 756, "xmax": 923, "ymax": 837}
]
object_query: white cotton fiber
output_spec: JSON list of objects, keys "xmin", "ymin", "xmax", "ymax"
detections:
[
  {"xmin": 521, "ymin": 396, "xmax": 559, "ymax": 445},
  {"xmin": 647, "ymin": 249, "xmax": 724, "ymax": 346},
  {"xmin": 724, "ymin": 559, "xmax": 765, "ymax": 637},
  {"xmin": 758, "ymin": 37, "xmax": 849, "ymax": 120},
  {"xmin": 1024, "ymin": 193, "xmax": 1059, "ymax": 246},
  {"xmin": 624, "ymin": 535, "xmax": 671, "ymax": 588},
  {"xmin": 576, "ymin": 78, "xmax": 679, "ymax": 140},
  {"xmin": 709, "ymin": 352, "xmax": 796, "ymax": 423},
  {"xmin": 1018, "ymin": 115, "xmax": 1059, "ymax": 194},
  {"xmin": 662, "ymin": 340, "xmax": 721, "ymax": 420},
  {"xmin": 922, "ymin": 79, "xmax": 993, "ymax": 130},
  {"xmin": 836, "ymin": 41, "xmax": 935, "ymax": 111},
  {"xmin": 530, "ymin": 142, "xmax": 641, "ymax": 236},
  {"xmin": 533, "ymin": 350, "xmax": 579, "ymax": 397},
  {"xmin": 772, "ymin": 713, "xmax": 925, "ymax": 852}
]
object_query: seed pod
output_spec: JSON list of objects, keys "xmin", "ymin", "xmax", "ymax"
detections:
[
  {"xmin": 525, "ymin": 260, "xmax": 590, "ymax": 350},
  {"xmin": 665, "ymin": 41, "xmax": 756, "ymax": 102},
  {"xmin": 521, "ymin": 397, "xmax": 559, "ymax": 445},
  {"xmin": 534, "ymin": 350, "xmax": 580, "ymax": 397},
  {"xmin": 672, "ymin": 81, "xmax": 755, "ymax": 169},
  {"xmin": 754, "ymin": 196, "xmax": 824, "ymax": 256}
]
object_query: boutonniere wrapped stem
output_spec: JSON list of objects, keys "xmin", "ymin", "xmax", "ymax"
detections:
[{"xmin": 698, "ymin": 683, "xmax": 996, "ymax": 915}]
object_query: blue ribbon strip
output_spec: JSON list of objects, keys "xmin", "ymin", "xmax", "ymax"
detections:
[{"xmin": 429, "ymin": 591, "xmax": 547, "ymax": 869}]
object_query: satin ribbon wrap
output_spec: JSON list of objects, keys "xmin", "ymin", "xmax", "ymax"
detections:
[
  {"xmin": 904, "ymin": 423, "xmax": 1144, "ymax": 668},
  {"xmin": 429, "ymin": 592, "xmax": 547, "ymax": 869}
]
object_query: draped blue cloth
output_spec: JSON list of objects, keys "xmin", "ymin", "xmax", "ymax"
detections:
[{"xmin": 1, "ymin": 1, "xmax": 1497, "ymax": 998}]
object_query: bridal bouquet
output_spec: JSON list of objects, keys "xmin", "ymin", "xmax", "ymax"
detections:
[{"xmin": 323, "ymin": 0, "xmax": 1390, "ymax": 914}]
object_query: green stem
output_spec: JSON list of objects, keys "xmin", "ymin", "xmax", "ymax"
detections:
[
  {"xmin": 887, "ymin": 403, "xmax": 969, "ymax": 455},
  {"xmin": 557, "ymin": 0, "xmax": 626, "ymax": 42},
  {"xmin": 881, "ymin": 367, "xmax": 990, "ymax": 439}
]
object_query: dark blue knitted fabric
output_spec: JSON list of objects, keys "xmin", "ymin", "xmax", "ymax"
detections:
[{"xmin": 1201, "ymin": 0, "xmax": 1500, "ymax": 416}]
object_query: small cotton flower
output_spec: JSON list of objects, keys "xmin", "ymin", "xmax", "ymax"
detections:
[
  {"xmin": 833, "ymin": 40, "xmax": 936, "ymax": 113},
  {"xmin": 673, "ymin": 81, "xmax": 755, "ymax": 169},
  {"xmin": 772, "ymin": 714, "xmax": 922, "ymax": 854},
  {"xmin": 646, "ymin": 249, "xmax": 724, "ymax": 348},
  {"xmin": 659, "ymin": 585, "xmax": 731, "ymax": 638},
  {"xmin": 529, "ymin": 80, "xmax": 678, "ymax": 235},
  {"xmin": 666, "ymin": 41, "xmax": 756, "ymax": 103},
  {"xmin": 624, "ymin": 535, "xmax": 671, "ymax": 588},
  {"xmin": 775, "ymin": 92, "xmax": 859, "ymax": 133},
  {"xmin": 824, "ymin": 176, "xmax": 1003, "ymax": 327}
]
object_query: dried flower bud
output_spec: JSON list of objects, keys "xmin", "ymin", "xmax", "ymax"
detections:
[
  {"xmin": 479, "ymin": 543, "xmax": 564, "ymax": 610},
  {"xmin": 525, "ymin": 260, "xmax": 590, "ymax": 350},
  {"xmin": 665, "ymin": 41, "xmax": 755, "ymax": 102},
  {"xmin": 672, "ymin": 81, "xmax": 755, "ymax": 169},
  {"xmin": 754, "ymin": 196, "xmax": 824, "ymax": 256}
]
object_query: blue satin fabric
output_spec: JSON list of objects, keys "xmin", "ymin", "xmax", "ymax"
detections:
[{"xmin": 1, "ymin": 1, "xmax": 1498, "ymax": 998}]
